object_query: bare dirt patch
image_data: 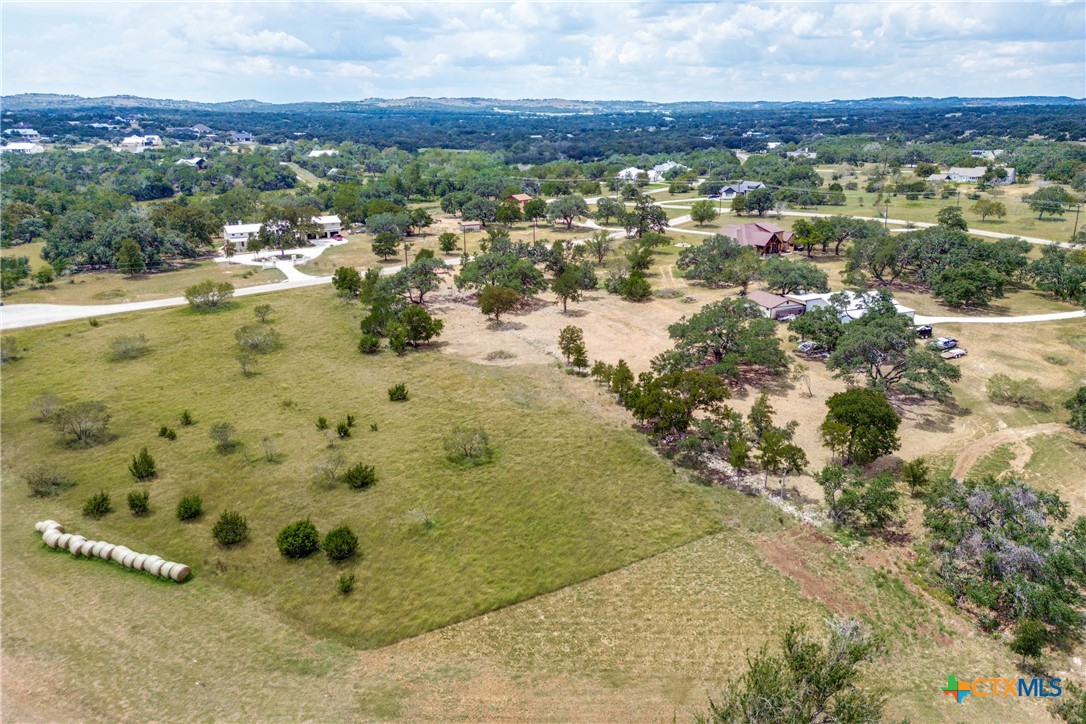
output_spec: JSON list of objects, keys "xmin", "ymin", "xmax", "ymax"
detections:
[{"xmin": 950, "ymin": 422, "xmax": 1067, "ymax": 479}]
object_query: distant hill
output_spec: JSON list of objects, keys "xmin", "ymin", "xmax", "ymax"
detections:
[{"xmin": 3, "ymin": 93, "xmax": 1083, "ymax": 115}]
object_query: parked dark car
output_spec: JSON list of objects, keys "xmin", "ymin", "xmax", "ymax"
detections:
[{"xmin": 915, "ymin": 325, "xmax": 933, "ymax": 339}]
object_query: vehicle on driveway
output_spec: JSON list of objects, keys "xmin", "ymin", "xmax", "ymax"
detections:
[
  {"xmin": 941, "ymin": 348, "xmax": 967, "ymax": 360},
  {"xmin": 332, "ymin": 233, "xmax": 344, "ymax": 240},
  {"xmin": 915, "ymin": 325, "xmax": 933, "ymax": 339},
  {"xmin": 796, "ymin": 341, "xmax": 828, "ymax": 357},
  {"xmin": 929, "ymin": 337, "xmax": 958, "ymax": 350}
]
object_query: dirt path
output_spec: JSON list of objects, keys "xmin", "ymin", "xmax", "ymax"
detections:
[{"xmin": 951, "ymin": 422, "xmax": 1068, "ymax": 480}]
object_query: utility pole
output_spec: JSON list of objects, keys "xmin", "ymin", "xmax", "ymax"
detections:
[
  {"xmin": 956, "ymin": 189, "xmax": 961, "ymax": 207},
  {"xmin": 1073, "ymin": 204, "xmax": 1083, "ymax": 244},
  {"xmin": 884, "ymin": 202, "xmax": 890, "ymax": 228}
]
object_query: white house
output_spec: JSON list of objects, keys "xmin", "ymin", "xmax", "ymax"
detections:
[
  {"xmin": 4, "ymin": 128, "xmax": 40, "ymax": 140},
  {"xmin": 313, "ymin": 215, "xmax": 342, "ymax": 237},
  {"xmin": 307, "ymin": 149, "xmax": 339, "ymax": 158},
  {"xmin": 223, "ymin": 222, "xmax": 263, "ymax": 250},
  {"xmin": 785, "ymin": 291, "xmax": 916, "ymax": 323},
  {"xmin": 223, "ymin": 214, "xmax": 342, "ymax": 251},
  {"xmin": 230, "ymin": 131, "xmax": 254, "ymax": 143},
  {"xmin": 0, "ymin": 142, "xmax": 45, "ymax": 154},
  {"xmin": 650, "ymin": 161, "xmax": 687, "ymax": 182},
  {"xmin": 175, "ymin": 157, "xmax": 206, "ymax": 168},
  {"xmin": 786, "ymin": 148, "xmax": 818, "ymax": 159},
  {"xmin": 616, "ymin": 167, "xmax": 646, "ymax": 182},
  {"xmin": 927, "ymin": 166, "xmax": 1016, "ymax": 185}
]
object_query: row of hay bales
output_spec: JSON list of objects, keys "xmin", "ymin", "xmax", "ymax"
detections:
[{"xmin": 36, "ymin": 520, "xmax": 191, "ymax": 583}]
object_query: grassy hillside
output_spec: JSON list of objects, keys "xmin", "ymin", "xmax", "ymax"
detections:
[{"xmin": 0, "ymin": 286, "xmax": 719, "ymax": 647}]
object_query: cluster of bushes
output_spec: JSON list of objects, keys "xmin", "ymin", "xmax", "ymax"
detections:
[{"xmin": 276, "ymin": 519, "xmax": 359, "ymax": 562}]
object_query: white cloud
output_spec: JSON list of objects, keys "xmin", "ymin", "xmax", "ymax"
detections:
[
  {"xmin": 224, "ymin": 30, "xmax": 314, "ymax": 55},
  {"xmin": 0, "ymin": 1, "xmax": 1082, "ymax": 102}
]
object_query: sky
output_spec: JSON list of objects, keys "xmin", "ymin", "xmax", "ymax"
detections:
[{"xmin": 2, "ymin": 1, "xmax": 1083, "ymax": 104}]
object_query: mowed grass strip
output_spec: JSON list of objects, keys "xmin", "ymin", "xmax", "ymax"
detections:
[{"xmin": 1, "ymin": 286, "xmax": 719, "ymax": 647}]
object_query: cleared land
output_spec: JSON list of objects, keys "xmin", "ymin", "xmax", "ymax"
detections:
[
  {"xmin": 3, "ymin": 214, "xmax": 1084, "ymax": 721},
  {"xmin": 1, "ymin": 287, "xmax": 719, "ymax": 650}
]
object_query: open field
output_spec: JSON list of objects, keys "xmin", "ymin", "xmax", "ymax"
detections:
[
  {"xmin": 3, "ymin": 223, "xmax": 1084, "ymax": 722},
  {"xmin": 1, "ymin": 287, "xmax": 720, "ymax": 649}
]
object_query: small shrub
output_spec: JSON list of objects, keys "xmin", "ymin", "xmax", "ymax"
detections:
[
  {"xmin": 25, "ymin": 466, "xmax": 73, "ymax": 497},
  {"xmin": 0, "ymin": 336, "xmax": 19, "ymax": 363},
  {"xmin": 176, "ymin": 494, "xmax": 203, "ymax": 521},
  {"xmin": 388, "ymin": 383, "xmax": 409, "ymax": 402},
  {"xmin": 322, "ymin": 525, "xmax": 358, "ymax": 562},
  {"xmin": 336, "ymin": 421, "xmax": 351, "ymax": 439},
  {"xmin": 129, "ymin": 447, "xmax": 157, "ymax": 481},
  {"xmin": 336, "ymin": 572, "xmax": 356, "ymax": 595},
  {"xmin": 54, "ymin": 400, "xmax": 111, "ymax": 446},
  {"xmin": 654, "ymin": 288, "xmax": 683, "ymax": 299},
  {"xmin": 179, "ymin": 409, "xmax": 194, "ymax": 426},
  {"xmin": 261, "ymin": 436, "xmax": 277, "ymax": 462},
  {"xmin": 484, "ymin": 349, "xmax": 516, "ymax": 361},
  {"xmin": 82, "ymin": 491, "xmax": 112, "ymax": 519},
  {"xmin": 443, "ymin": 426, "xmax": 494, "ymax": 465},
  {"xmin": 346, "ymin": 414, "xmax": 356, "ymax": 428},
  {"xmin": 127, "ymin": 490, "xmax": 150, "ymax": 516},
  {"xmin": 276, "ymin": 519, "xmax": 321, "ymax": 559},
  {"xmin": 88, "ymin": 318, "xmax": 101, "ymax": 327},
  {"xmin": 30, "ymin": 392, "xmax": 61, "ymax": 421},
  {"xmin": 370, "ymin": 423, "xmax": 379, "ymax": 432},
  {"xmin": 316, "ymin": 416, "xmax": 329, "ymax": 430},
  {"xmin": 986, "ymin": 374, "xmax": 1050, "ymax": 411},
  {"xmin": 343, "ymin": 463, "xmax": 377, "ymax": 490},
  {"xmin": 358, "ymin": 334, "xmax": 381, "ymax": 354},
  {"xmin": 158, "ymin": 426, "xmax": 177, "ymax": 440},
  {"xmin": 234, "ymin": 324, "xmax": 282, "ymax": 353},
  {"xmin": 1043, "ymin": 354, "xmax": 1069, "ymax": 366},
  {"xmin": 185, "ymin": 280, "xmax": 234, "ymax": 310},
  {"xmin": 316, "ymin": 453, "xmax": 345, "ymax": 485},
  {"xmin": 408, "ymin": 508, "xmax": 438, "ymax": 530},
  {"xmin": 253, "ymin": 304, "xmax": 273, "ymax": 323},
  {"xmin": 209, "ymin": 422, "xmax": 237, "ymax": 453},
  {"xmin": 236, "ymin": 351, "xmax": 258, "ymax": 377},
  {"xmin": 110, "ymin": 333, "xmax": 148, "ymax": 360},
  {"xmin": 212, "ymin": 510, "xmax": 249, "ymax": 546}
]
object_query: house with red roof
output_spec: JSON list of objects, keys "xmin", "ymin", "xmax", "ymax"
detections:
[{"xmin": 720, "ymin": 221, "xmax": 794, "ymax": 255}]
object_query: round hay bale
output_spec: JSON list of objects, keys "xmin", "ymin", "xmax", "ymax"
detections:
[
  {"xmin": 147, "ymin": 558, "xmax": 167, "ymax": 577},
  {"xmin": 78, "ymin": 539, "xmax": 98, "ymax": 557},
  {"xmin": 96, "ymin": 543, "xmax": 116, "ymax": 560},
  {"xmin": 43, "ymin": 530, "xmax": 62, "ymax": 548},
  {"xmin": 120, "ymin": 551, "xmax": 140, "ymax": 568},
  {"xmin": 169, "ymin": 564, "xmax": 191, "ymax": 582},
  {"xmin": 67, "ymin": 536, "xmax": 87, "ymax": 556},
  {"xmin": 131, "ymin": 553, "xmax": 150, "ymax": 571},
  {"xmin": 157, "ymin": 562, "xmax": 177, "ymax": 580},
  {"xmin": 56, "ymin": 533, "xmax": 73, "ymax": 550},
  {"xmin": 90, "ymin": 541, "xmax": 108, "ymax": 558},
  {"xmin": 109, "ymin": 546, "xmax": 130, "ymax": 562},
  {"xmin": 37, "ymin": 520, "xmax": 64, "ymax": 534}
]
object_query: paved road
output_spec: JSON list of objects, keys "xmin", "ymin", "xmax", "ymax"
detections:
[
  {"xmin": 0, "ymin": 256, "xmax": 462, "ymax": 331},
  {"xmin": 914, "ymin": 309, "xmax": 1084, "ymax": 325}
]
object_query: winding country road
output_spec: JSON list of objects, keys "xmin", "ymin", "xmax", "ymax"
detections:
[{"xmin": 2, "ymin": 200, "xmax": 1080, "ymax": 331}]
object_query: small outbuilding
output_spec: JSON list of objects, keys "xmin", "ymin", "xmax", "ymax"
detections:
[{"xmin": 746, "ymin": 290, "xmax": 806, "ymax": 319}]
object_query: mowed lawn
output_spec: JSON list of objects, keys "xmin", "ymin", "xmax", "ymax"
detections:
[{"xmin": 1, "ymin": 286, "xmax": 720, "ymax": 648}]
